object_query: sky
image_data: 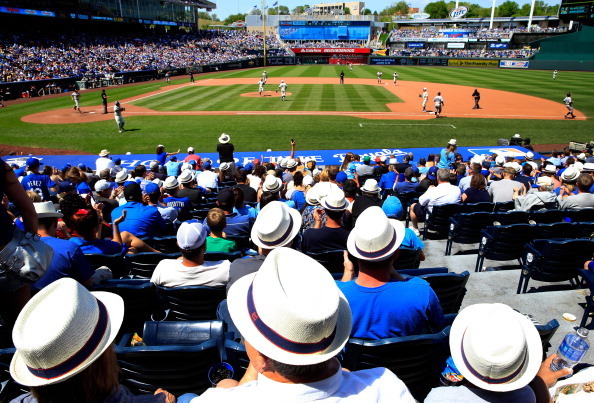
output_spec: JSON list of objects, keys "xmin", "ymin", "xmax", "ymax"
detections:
[{"xmin": 210, "ymin": 0, "xmax": 560, "ymax": 20}]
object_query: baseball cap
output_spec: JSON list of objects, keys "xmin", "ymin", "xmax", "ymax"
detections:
[
  {"xmin": 203, "ymin": 161, "xmax": 212, "ymax": 170},
  {"xmin": 123, "ymin": 182, "xmax": 142, "ymax": 201},
  {"xmin": 143, "ymin": 183, "xmax": 161, "ymax": 195},
  {"xmin": 94, "ymin": 179, "xmax": 111, "ymax": 192},
  {"xmin": 149, "ymin": 161, "xmax": 159, "ymax": 170},
  {"xmin": 187, "ymin": 147, "xmax": 194, "ymax": 153},
  {"xmin": 335, "ymin": 171, "xmax": 347, "ymax": 184},
  {"xmin": 58, "ymin": 181, "xmax": 76, "ymax": 193},
  {"xmin": 426, "ymin": 166, "xmax": 438, "ymax": 180},
  {"xmin": 177, "ymin": 222, "xmax": 207, "ymax": 250},
  {"xmin": 26, "ymin": 158, "xmax": 42, "ymax": 169},
  {"xmin": 363, "ymin": 156, "xmax": 371, "ymax": 163},
  {"xmin": 382, "ymin": 196, "xmax": 404, "ymax": 219},
  {"xmin": 217, "ymin": 188, "xmax": 235, "ymax": 208}
]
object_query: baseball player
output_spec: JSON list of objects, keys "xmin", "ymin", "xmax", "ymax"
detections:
[
  {"xmin": 189, "ymin": 71, "xmax": 195, "ymax": 83},
  {"xmin": 258, "ymin": 78, "xmax": 265, "ymax": 96},
  {"xmin": 433, "ymin": 92, "xmax": 444, "ymax": 118},
  {"xmin": 349, "ymin": 63, "xmax": 353, "ymax": 71},
  {"xmin": 262, "ymin": 71, "xmax": 268, "ymax": 84},
  {"xmin": 393, "ymin": 72, "xmax": 399, "ymax": 86},
  {"xmin": 278, "ymin": 80, "xmax": 287, "ymax": 101},
  {"xmin": 70, "ymin": 89, "xmax": 82, "ymax": 113},
  {"xmin": 563, "ymin": 92, "xmax": 575, "ymax": 119},
  {"xmin": 165, "ymin": 71, "xmax": 171, "ymax": 84},
  {"xmin": 553, "ymin": 70, "xmax": 558, "ymax": 80},
  {"xmin": 339, "ymin": 70, "xmax": 345, "ymax": 85},
  {"xmin": 421, "ymin": 88, "xmax": 429, "ymax": 112},
  {"xmin": 114, "ymin": 101, "xmax": 126, "ymax": 132},
  {"xmin": 377, "ymin": 71, "xmax": 383, "ymax": 84}
]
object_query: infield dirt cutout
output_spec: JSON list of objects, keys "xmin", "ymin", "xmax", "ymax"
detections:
[{"xmin": 22, "ymin": 77, "xmax": 585, "ymax": 124}]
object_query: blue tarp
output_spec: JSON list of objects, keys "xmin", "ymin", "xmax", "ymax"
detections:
[{"xmin": 2, "ymin": 145, "xmax": 538, "ymax": 171}]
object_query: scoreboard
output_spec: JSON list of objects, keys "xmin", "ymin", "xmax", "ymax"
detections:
[{"xmin": 559, "ymin": 0, "xmax": 594, "ymax": 25}]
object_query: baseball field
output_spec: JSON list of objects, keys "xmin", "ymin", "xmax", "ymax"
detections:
[{"xmin": 2, "ymin": 65, "xmax": 593, "ymax": 154}]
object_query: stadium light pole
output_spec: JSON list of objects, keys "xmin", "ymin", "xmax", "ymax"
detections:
[
  {"xmin": 489, "ymin": 0, "xmax": 496, "ymax": 29},
  {"xmin": 262, "ymin": 0, "xmax": 267, "ymax": 67},
  {"xmin": 527, "ymin": 0, "xmax": 536, "ymax": 31}
]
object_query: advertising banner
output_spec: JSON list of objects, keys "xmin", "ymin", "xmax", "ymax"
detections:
[
  {"xmin": 447, "ymin": 43, "xmax": 466, "ymax": 49},
  {"xmin": 499, "ymin": 60, "xmax": 529, "ymax": 68},
  {"xmin": 291, "ymin": 48, "xmax": 371, "ymax": 54},
  {"xmin": 449, "ymin": 59, "xmax": 499, "ymax": 68}
]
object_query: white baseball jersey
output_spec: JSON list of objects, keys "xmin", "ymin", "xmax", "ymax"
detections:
[
  {"xmin": 434, "ymin": 95, "xmax": 444, "ymax": 107},
  {"xmin": 278, "ymin": 83, "xmax": 287, "ymax": 93},
  {"xmin": 564, "ymin": 96, "xmax": 573, "ymax": 106}
]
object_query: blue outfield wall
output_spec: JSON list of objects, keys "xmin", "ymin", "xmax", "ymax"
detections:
[{"xmin": 2, "ymin": 146, "xmax": 538, "ymax": 172}]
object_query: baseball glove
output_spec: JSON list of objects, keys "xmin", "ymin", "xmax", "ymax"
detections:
[
  {"xmin": 276, "ymin": 90, "xmax": 278, "ymax": 93},
  {"xmin": 418, "ymin": 94, "xmax": 422, "ymax": 97}
]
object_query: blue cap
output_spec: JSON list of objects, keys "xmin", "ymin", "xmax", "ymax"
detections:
[
  {"xmin": 61, "ymin": 163, "xmax": 71, "ymax": 172},
  {"xmin": 144, "ymin": 183, "xmax": 160, "ymax": 195},
  {"xmin": 78, "ymin": 164, "xmax": 86, "ymax": 170},
  {"xmin": 382, "ymin": 196, "xmax": 404, "ymax": 219},
  {"xmin": 427, "ymin": 166, "xmax": 438, "ymax": 180},
  {"xmin": 58, "ymin": 181, "xmax": 76, "ymax": 193},
  {"xmin": 26, "ymin": 157, "xmax": 42, "ymax": 168},
  {"xmin": 169, "ymin": 156, "xmax": 178, "ymax": 162},
  {"xmin": 114, "ymin": 158, "xmax": 122, "ymax": 165},
  {"xmin": 336, "ymin": 171, "xmax": 348, "ymax": 184},
  {"xmin": 13, "ymin": 167, "xmax": 26, "ymax": 177},
  {"xmin": 203, "ymin": 161, "xmax": 211, "ymax": 170}
]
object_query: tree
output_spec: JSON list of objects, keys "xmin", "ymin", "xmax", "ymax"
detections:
[
  {"xmin": 363, "ymin": 8, "xmax": 372, "ymax": 15},
  {"xmin": 250, "ymin": 8, "xmax": 262, "ymax": 15},
  {"xmin": 424, "ymin": 1, "xmax": 449, "ymax": 18},
  {"xmin": 197, "ymin": 11, "xmax": 212, "ymax": 20},
  {"xmin": 497, "ymin": 0, "xmax": 519, "ymax": 17},
  {"xmin": 223, "ymin": 13, "xmax": 247, "ymax": 25},
  {"xmin": 343, "ymin": 6, "xmax": 350, "ymax": 14},
  {"xmin": 278, "ymin": 5, "xmax": 290, "ymax": 15},
  {"xmin": 211, "ymin": 13, "xmax": 218, "ymax": 21},
  {"xmin": 380, "ymin": 2, "xmax": 409, "ymax": 16},
  {"xmin": 292, "ymin": 5, "xmax": 305, "ymax": 14}
]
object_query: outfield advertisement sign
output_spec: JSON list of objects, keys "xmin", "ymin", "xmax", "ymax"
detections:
[
  {"xmin": 5, "ymin": 147, "xmax": 538, "ymax": 172},
  {"xmin": 500, "ymin": 60, "xmax": 529, "ymax": 68},
  {"xmin": 448, "ymin": 59, "xmax": 499, "ymax": 68},
  {"xmin": 291, "ymin": 48, "xmax": 371, "ymax": 54}
]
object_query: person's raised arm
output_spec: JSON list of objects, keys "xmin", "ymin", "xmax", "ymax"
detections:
[
  {"xmin": 290, "ymin": 139, "xmax": 296, "ymax": 159},
  {"xmin": 3, "ymin": 162, "xmax": 37, "ymax": 233}
]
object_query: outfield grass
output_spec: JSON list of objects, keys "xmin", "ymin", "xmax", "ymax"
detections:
[
  {"xmin": 133, "ymin": 84, "xmax": 402, "ymax": 112},
  {"xmin": 1, "ymin": 65, "xmax": 592, "ymax": 154}
]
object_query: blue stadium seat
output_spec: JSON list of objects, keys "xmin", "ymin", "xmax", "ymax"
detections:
[
  {"xmin": 392, "ymin": 247, "xmax": 422, "ymax": 270},
  {"xmin": 422, "ymin": 203, "xmax": 463, "ymax": 240},
  {"xmin": 156, "ymin": 285, "xmax": 226, "ymax": 321},
  {"xmin": 125, "ymin": 252, "xmax": 180, "ymax": 279},
  {"xmin": 445, "ymin": 212, "xmax": 493, "ymax": 255},
  {"xmin": 85, "ymin": 253, "xmax": 128, "ymax": 278},
  {"xmin": 578, "ymin": 269, "xmax": 594, "ymax": 329},
  {"xmin": 475, "ymin": 223, "xmax": 535, "ymax": 272},
  {"xmin": 536, "ymin": 319, "xmax": 560, "ymax": 359},
  {"xmin": 204, "ymin": 251, "xmax": 242, "ymax": 262},
  {"xmin": 152, "ymin": 235, "xmax": 178, "ymax": 254},
  {"xmin": 419, "ymin": 271, "xmax": 470, "ymax": 314}
]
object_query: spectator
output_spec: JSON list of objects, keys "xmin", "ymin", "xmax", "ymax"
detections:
[
  {"xmin": 206, "ymin": 208, "xmax": 238, "ymax": 253},
  {"xmin": 111, "ymin": 182, "xmax": 166, "ymax": 238},
  {"xmin": 488, "ymin": 167, "xmax": 523, "ymax": 203},
  {"xmin": 394, "ymin": 167, "xmax": 419, "ymax": 193},
  {"xmin": 144, "ymin": 182, "xmax": 178, "ymax": 223},
  {"xmin": 559, "ymin": 173, "xmax": 594, "ymax": 210},
  {"xmin": 93, "ymin": 179, "xmax": 119, "ymax": 223},
  {"xmin": 178, "ymin": 169, "xmax": 204, "ymax": 208},
  {"xmin": 196, "ymin": 161, "xmax": 218, "ymax": 190},
  {"xmin": 338, "ymin": 207, "xmax": 444, "ymax": 339},
  {"xmin": 459, "ymin": 162, "xmax": 483, "ymax": 192},
  {"xmin": 235, "ymin": 170, "xmax": 257, "ymax": 203},
  {"xmin": 184, "ymin": 146, "xmax": 202, "ymax": 167},
  {"xmin": 217, "ymin": 133, "xmax": 236, "ymax": 175},
  {"xmin": 214, "ymin": 188, "xmax": 250, "ymax": 237},
  {"xmin": 351, "ymin": 179, "xmax": 383, "ymax": 226},
  {"xmin": 418, "ymin": 166, "xmax": 438, "ymax": 194},
  {"xmin": 155, "ymin": 144, "xmax": 179, "ymax": 166},
  {"xmin": 165, "ymin": 156, "xmax": 182, "ymax": 177},
  {"xmin": 162, "ymin": 177, "xmax": 192, "ymax": 221},
  {"xmin": 437, "ymin": 139, "xmax": 457, "ymax": 169},
  {"xmin": 356, "ymin": 155, "xmax": 374, "ymax": 178},
  {"xmin": 513, "ymin": 176, "xmax": 557, "ymax": 211},
  {"xmin": 95, "ymin": 149, "xmax": 114, "ymax": 173},
  {"xmin": 379, "ymin": 158, "xmax": 398, "ymax": 191},
  {"xmin": 188, "ymin": 247, "xmax": 415, "ymax": 401},
  {"xmin": 287, "ymin": 171, "xmax": 307, "ymax": 211},
  {"xmin": 301, "ymin": 188, "xmax": 350, "ymax": 254},
  {"xmin": 150, "ymin": 221, "xmax": 230, "ymax": 287},
  {"xmin": 20, "ymin": 158, "xmax": 56, "ymax": 202},
  {"xmin": 461, "ymin": 173, "xmax": 490, "ymax": 203}
]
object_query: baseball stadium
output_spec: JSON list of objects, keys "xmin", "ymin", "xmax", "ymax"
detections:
[{"xmin": 1, "ymin": 0, "xmax": 594, "ymax": 400}]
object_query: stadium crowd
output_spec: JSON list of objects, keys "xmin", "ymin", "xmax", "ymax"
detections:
[
  {"xmin": 389, "ymin": 47, "xmax": 537, "ymax": 58},
  {"xmin": 1, "ymin": 136, "xmax": 592, "ymax": 401},
  {"xmin": 0, "ymin": 29, "xmax": 289, "ymax": 83},
  {"xmin": 389, "ymin": 26, "xmax": 568, "ymax": 41}
]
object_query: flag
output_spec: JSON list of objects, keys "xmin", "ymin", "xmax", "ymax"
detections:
[{"xmin": 272, "ymin": 1, "xmax": 279, "ymax": 6}]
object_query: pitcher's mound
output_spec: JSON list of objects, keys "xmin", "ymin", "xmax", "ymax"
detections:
[{"xmin": 241, "ymin": 92, "xmax": 292, "ymax": 97}]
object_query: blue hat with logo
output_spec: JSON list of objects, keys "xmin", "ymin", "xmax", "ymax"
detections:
[
  {"xmin": 58, "ymin": 181, "xmax": 76, "ymax": 193},
  {"xmin": 382, "ymin": 196, "xmax": 404, "ymax": 219},
  {"xmin": 203, "ymin": 161, "xmax": 212, "ymax": 170},
  {"xmin": 427, "ymin": 166, "xmax": 438, "ymax": 181},
  {"xmin": 26, "ymin": 158, "xmax": 42, "ymax": 168},
  {"xmin": 143, "ymin": 183, "xmax": 161, "ymax": 195}
]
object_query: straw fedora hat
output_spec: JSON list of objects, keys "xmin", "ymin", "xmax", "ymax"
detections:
[
  {"xmin": 163, "ymin": 176, "xmax": 179, "ymax": 190},
  {"xmin": 33, "ymin": 201, "xmax": 63, "ymax": 219},
  {"xmin": 218, "ymin": 133, "xmax": 230, "ymax": 144},
  {"xmin": 450, "ymin": 303, "xmax": 542, "ymax": 392},
  {"xmin": 347, "ymin": 206, "xmax": 405, "ymax": 261},
  {"xmin": 227, "ymin": 247, "xmax": 352, "ymax": 366},
  {"xmin": 361, "ymin": 179, "xmax": 381, "ymax": 194},
  {"xmin": 262, "ymin": 175, "xmax": 282, "ymax": 193},
  {"xmin": 320, "ymin": 188, "xmax": 347, "ymax": 211},
  {"xmin": 251, "ymin": 201, "xmax": 302, "ymax": 249},
  {"xmin": 98, "ymin": 149, "xmax": 110, "ymax": 157},
  {"xmin": 10, "ymin": 278, "xmax": 124, "ymax": 387}
]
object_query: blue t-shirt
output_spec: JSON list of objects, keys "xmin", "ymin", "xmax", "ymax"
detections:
[
  {"xmin": 336, "ymin": 277, "xmax": 444, "ymax": 340},
  {"xmin": 400, "ymin": 228, "xmax": 424, "ymax": 250},
  {"xmin": 77, "ymin": 181, "xmax": 92, "ymax": 195},
  {"xmin": 290, "ymin": 190, "xmax": 307, "ymax": 211},
  {"xmin": 69, "ymin": 237, "xmax": 128, "ymax": 256},
  {"xmin": 379, "ymin": 171, "xmax": 397, "ymax": 191},
  {"xmin": 163, "ymin": 196, "xmax": 192, "ymax": 212},
  {"xmin": 20, "ymin": 173, "xmax": 56, "ymax": 201},
  {"xmin": 165, "ymin": 161, "xmax": 182, "ymax": 177},
  {"xmin": 394, "ymin": 181, "xmax": 419, "ymax": 193},
  {"xmin": 111, "ymin": 201, "xmax": 166, "ymax": 238},
  {"xmin": 33, "ymin": 237, "xmax": 94, "ymax": 291},
  {"xmin": 156, "ymin": 152, "xmax": 168, "ymax": 165},
  {"xmin": 437, "ymin": 149, "xmax": 455, "ymax": 169}
]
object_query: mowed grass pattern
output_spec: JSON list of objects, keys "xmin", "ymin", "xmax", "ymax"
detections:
[{"xmin": 133, "ymin": 84, "xmax": 402, "ymax": 112}]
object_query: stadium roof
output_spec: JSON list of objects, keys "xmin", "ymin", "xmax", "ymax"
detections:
[
  {"xmin": 162, "ymin": 0, "xmax": 215, "ymax": 9},
  {"xmin": 394, "ymin": 15, "xmax": 560, "ymax": 24}
]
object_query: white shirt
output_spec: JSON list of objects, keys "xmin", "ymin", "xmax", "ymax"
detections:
[
  {"xmin": 279, "ymin": 83, "xmax": 287, "ymax": 92},
  {"xmin": 419, "ymin": 182, "xmax": 461, "ymax": 212},
  {"xmin": 247, "ymin": 174, "xmax": 262, "ymax": 191},
  {"xmin": 434, "ymin": 96, "xmax": 444, "ymax": 107},
  {"xmin": 197, "ymin": 170, "xmax": 219, "ymax": 189},
  {"xmin": 564, "ymin": 96, "xmax": 573, "ymax": 106},
  {"xmin": 95, "ymin": 156, "xmax": 115, "ymax": 174},
  {"xmin": 150, "ymin": 258, "xmax": 230, "ymax": 287},
  {"xmin": 422, "ymin": 91, "xmax": 429, "ymax": 100},
  {"xmin": 191, "ymin": 365, "xmax": 415, "ymax": 403}
]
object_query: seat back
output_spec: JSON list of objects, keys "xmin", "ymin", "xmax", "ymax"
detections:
[
  {"xmin": 535, "ymin": 222, "xmax": 575, "ymax": 239},
  {"xmin": 424, "ymin": 203, "xmax": 463, "ymax": 239},
  {"xmin": 0, "ymin": 348, "xmax": 25, "ymax": 402},
  {"xmin": 525, "ymin": 239, "xmax": 594, "ymax": 283},
  {"xmin": 153, "ymin": 236, "xmax": 179, "ymax": 254},
  {"xmin": 142, "ymin": 320, "xmax": 224, "ymax": 348},
  {"xmin": 342, "ymin": 327, "xmax": 451, "ymax": 401},
  {"xmin": 493, "ymin": 201, "xmax": 515, "ymax": 212},
  {"xmin": 125, "ymin": 252, "xmax": 180, "ymax": 279},
  {"xmin": 529, "ymin": 209, "xmax": 564, "ymax": 224},
  {"xmin": 393, "ymin": 247, "xmax": 421, "ymax": 270},
  {"xmin": 85, "ymin": 253, "xmax": 128, "ymax": 278},
  {"xmin": 421, "ymin": 271, "xmax": 470, "ymax": 314},
  {"xmin": 92, "ymin": 279, "xmax": 156, "ymax": 335},
  {"xmin": 564, "ymin": 208, "xmax": 594, "ymax": 223},
  {"xmin": 449, "ymin": 212, "xmax": 492, "ymax": 245},
  {"xmin": 574, "ymin": 222, "xmax": 594, "ymax": 239},
  {"xmin": 481, "ymin": 224, "xmax": 535, "ymax": 261},
  {"xmin": 463, "ymin": 202, "xmax": 494, "ymax": 213},
  {"xmin": 204, "ymin": 251, "xmax": 242, "ymax": 262},
  {"xmin": 535, "ymin": 319, "xmax": 560, "ymax": 358},
  {"xmin": 491, "ymin": 211, "xmax": 529, "ymax": 225},
  {"xmin": 306, "ymin": 250, "xmax": 352, "ymax": 274},
  {"xmin": 225, "ymin": 235, "xmax": 251, "ymax": 250},
  {"xmin": 190, "ymin": 209, "xmax": 210, "ymax": 220},
  {"xmin": 156, "ymin": 285, "xmax": 227, "ymax": 321},
  {"xmin": 395, "ymin": 191, "xmax": 420, "ymax": 208}
]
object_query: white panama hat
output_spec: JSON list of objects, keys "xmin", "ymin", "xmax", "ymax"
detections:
[
  {"xmin": 227, "ymin": 247, "xmax": 352, "ymax": 366},
  {"xmin": 361, "ymin": 179, "xmax": 381, "ymax": 194},
  {"xmin": 251, "ymin": 201, "xmax": 302, "ymax": 249},
  {"xmin": 347, "ymin": 206, "xmax": 405, "ymax": 261},
  {"xmin": 115, "ymin": 169, "xmax": 131, "ymax": 184},
  {"xmin": 262, "ymin": 175, "xmax": 282, "ymax": 193},
  {"xmin": 448, "ymin": 139, "xmax": 457, "ymax": 146},
  {"xmin": 33, "ymin": 201, "xmax": 63, "ymax": 219},
  {"xmin": 98, "ymin": 149, "xmax": 110, "ymax": 157},
  {"xmin": 163, "ymin": 176, "xmax": 179, "ymax": 190},
  {"xmin": 561, "ymin": 166, "xmax": 580, "ymax": 182},
  {"xmin": 450, "ymin": 303, "xmax": 542, "ymax": 392},
  {"xmin": 10, "ymin": 278, "xmax": 124, "ymax": 387},
  {"xmin": 218, "ymin": 133, "xmax": 230, "ymax": 144},
  {"xmin": 320, "ymin": 188, "xmax": 347, "ymax": 211},
  {"xmin": 178, "ymin": 169, "xmax": 194, "ymax": 184}
]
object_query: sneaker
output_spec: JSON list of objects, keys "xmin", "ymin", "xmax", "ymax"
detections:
[{"xmin": 409, "ymin": 226, "xmax": 420, "ymax": 237}]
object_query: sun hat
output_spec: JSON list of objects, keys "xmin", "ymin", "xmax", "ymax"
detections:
[
  {"xmin": 10, "ymin": 278, "xmax": 124, "ymax": 387},
  {"xmin": 347, "ymin": 206, "xmax": 405, "ymax": 261},
  {"xmin": 177, "ymin": 221, "xmax": 208, "ymax": 250},
  {"xmin": 361, "ymin": 179, "xmax": 380, "ymax": 194},
  {"xmin": 388, "ymin": 158, "xmax": 398, "ymax": 166},
  {"xmin": 227, "ymin": 247, "xmax": 351, "ymax": 366},
  {"xmin": 561, "ymin": 166, "xmax": 580, "ymax": 182},
  {"xmin": 382, "ymin": 196, "xmax": 404, "ymax": 219},
  {"xmin": 513, "ymin": 133, "xmax": 521, "ymax": 139},
  {"xmin": 303, "ymin": 175, "xmax": 314, "ymax": 187},
  {"xmin": 152, "ymin": 178, "xmax": 163, "ymax": 188},
  {"xmin": 285, "ymin": 158, "xmax": 298, "ymax": 169},
  {"xmin": 320, "ymin": 188, "xmax": 347, "ymax": 211},
  {"xmin": 263, "ymin": 175, "xmax": 282, "ymax": 193},
  {"xmin": 582, "ymin": 162, "xmax": 594, "ymax": 172},
  {"xmin": 426, "ymin": 166, "xmax": 438, "ymax": 180},
  {"xmin": 525, "ymin": 161, "xmax": 538, "ymax": 171},
  {"xmin": 251, "ymin": 201, "xmax": 302, "ymax": 249},
  {"xmin": 495, "ymin": 155, "xmax": 505, "ymax": 166},
  {"xmin": 278, "ymin": 158, "xmax": 288, "ymax": 169},
  {"xmin": 450, "ymin": 303, "xmax": 542, "ymax": 393},
  {"xmin": 33, "ymin": 202, "xmax": 63, "ymax": 219},
  {"xmin": 470, "ymin": 155, "xmax": 484, "ymax": 165},
  {"xmin": 181, "ymin": 162, "xmax": 192, "ymax": 172},
  {"xmin": 577, "ymin": 153, "xmax": 586, "ymax": 162},
  {"xmin": 148, "ymin": 161, "xmax": 159, "ymax": 170},
  {"xmin": 187, "ymin": 147, "xmax": 194, "ymax": 153},
  {"xmin": 26, "ymin": 158, "xmax": 42, "ymax": 169},
  {"xmin": 219, "ymin": 162, "xmax": 230, "ymax": 171},
  {"xmin": 525, "ymin": 151, "xmax": 534, "ymax": 161},
  {"xmin": 574, "ymin": 161, "xmax": 584, "ymax": 171},
  {"xmin": 218, "ymin": 133, "xmax": 230, "ymax": 144},
  {"xmin": 115, "ymin": 169, "xmax": 131, "ymax": 184},
  {"xmin": 163, "ymin": 176, "xmax": 179, "ymax": 190},
  {"xmin": 536, "ymin": 176, "xmax": 553, "ymax": 187},
  {"xmin": 143, "ymin": 183, "xmax": 160, "ymax": 195},
  {"xmin": 94, "ymin": 179, "xmax": 111, "ymax": 193},
  {"xmin": 99, "ymin": 149, "xmax": 110, "ymax": 157},
  {"xmin": 543, "ymin": 165, "xmax": 557, "ymax": 174},
  {"xmin": 448, "ymin": 139, "xmax": 457, "ymax": 146},
  {"xmin": 178, "ymin": 169, "xmax": 194, "ymax": 184}
]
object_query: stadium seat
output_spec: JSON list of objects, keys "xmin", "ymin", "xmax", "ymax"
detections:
[
  {"xmin": 517, "ymin": 239, "xmax": 594, "ymax": 293},
  {"xmin": 153, "ymin": 235, "xmax": 179, "ymax": 254},
  {"xmin": 0, "ymin": 348, "xmax": 25, "ymax": 402},
  {"xmin": 422, "ymin": 203, "xmax": 463, "ymax": 240},
  {"xmin": 463, "ymin": 202, "xmax": 495, "ymax": 213},
  {"xmin": 578, "ymin": 269, "xmax": 594, "ymax": 329},
  {"xmin": 85, "ymin": 253, "xmax": 128, "ymax": 278},
  {"xmin": 306, "ymin": 250, "xmax": 350, "ymax": 274},
  {"xmin": 394, "ymin": 191, "xmax": 419, "ymax": 226},
  {"xmin": 190, "ymin": 209, "xmax": 210, "ymax": 220},
  {"xmin": 475, "ymin": 223, "xmax": 535, "ymax": 272},
  {"xmin": 116, "ymin": 320, "xmax": 224, "ymax": 396},
  {"xmin": 491, "ymin": 211, "xmax": 529, "ymax": 225},
  {"xmin": 445, "ymin": 212, "xmax": 492, "ymax": 255},
  {"xmin": 125, "ymin": 252, "xmax": 180, "ymax": 279},
  {"xmin": 419, "ymin": 271, "xmax": 470, "ymax": 314},
  {"xmin": 204, "ymin": 251, "xmax": 242, "ymax": 262},
  {"xmin": 341, "ymin": 326, "xmax": 452, "ymax": 401},
  {"xmin": 564, "ymin": 208, "xmax": 594, "ymax": 223},
  {"xmin": 536, "ymin": 319, "xmax": 560, "ymax": 359},
  {"xmin": 398, "ymin": 267, "xmax": 449, "ymax": 276},
  {"xmin": 156, "ymin": 285, "xmax": 226, "ymax": 321},
  {"xmin": 493, "ymin": 201, "xmax": 515, "ymax": 212},
  {"xmin": 392, "ymin": 247, "xmax": 422, "ymax": 270},
  {"xmin": 533, "ymin": 222, "xmax": 575, "ymax": 239},
  {"xmin": 528, "ymin": 209, "xmax": 564, "ymax": 224}
]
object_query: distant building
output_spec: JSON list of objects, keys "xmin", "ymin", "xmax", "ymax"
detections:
[{"xmin": 312, "ymin": 2, "xmax": 365, "ymax": 16}]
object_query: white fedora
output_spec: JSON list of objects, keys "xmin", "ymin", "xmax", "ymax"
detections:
[
  {"xmin": 219, "ymin": 162, "xmax": 230, "ymax": 171},
  {"xmin": 321, "ymin": 188, "xmax": 347, "ymax": 211},
  {"xmin": 178, "ymin": 169, "xmax": 194, "ymax": 184},
  {"xmin": 448, "ymin": 138, "xmax": 457, "ymax": 146},
  {"xmin": 10, "ymin": 278, "xmax": 124, "ymax": 386},
  {"xmin": 115, "ymin": 169, "xmax": 132, "ymax": 184},
  {"xmin": 361, "ymin": 179, "xmax": 381, "ymax": 194},
  {"xmin": 450, "ymin": 303, "xmax": 542, "ymax": 392},
  {"xmin": 561, "ymin": 166, "xmax": 580, "ymax": 182},
  {"xmin": 347, "ymin": 206, "xmax": 405, "ymax": 261},
  {"xmin": 163, "ymin": 176, "xmax": 179, "ymax": 190},
  {"xmin": 218, "ymin": 133, "xmax": 230, "ymax": 144},
  {"xmin": 227, "ymin": 247, "xmax": 352, "ymax": 366},
  {"xmin": 543, "ymin": 165, "xmax": 557, "ymax": 174},
  {"xmin": 98, "ymin": 149, "xmax": 110, "ymax": 157},
  {"xmin": 262, "ymin": 175, "xmax": 282, "ymax": 193},
  {"xmin": 285, "ymin": 158, "xmax": 298, "ymax": 169},
  {"xmin": 251, "ymin": 201, "xmax": 302, "ymax": 249},
  {"xmin": 33, "ymin": 201, "xmax": 63, "ymax": 219}
]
